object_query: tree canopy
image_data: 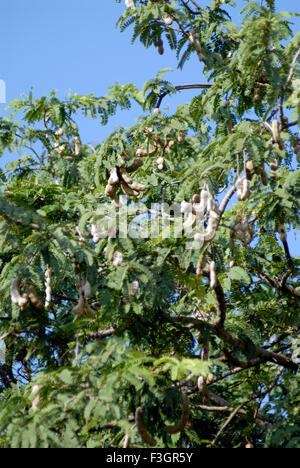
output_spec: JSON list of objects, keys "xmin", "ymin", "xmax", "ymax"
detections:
[{"xmin": 0, "ymin": 0, "xmax": 299, "ymax": 448}]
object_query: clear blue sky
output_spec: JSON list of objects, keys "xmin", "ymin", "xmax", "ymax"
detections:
[{"xmin": 0, "ymin": 0, "xmax": 299, "ymax": 251}]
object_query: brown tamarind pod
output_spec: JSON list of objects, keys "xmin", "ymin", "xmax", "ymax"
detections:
[
  {"xmin": 209, "ymin": 261, "xmax": 217, "ymax": 289},
  {"xmin": 272, "ymin": 119, "xmax": 280, "ymax": 143},
  {"xmin": 27, "ymin": 285, "xmax": 43, "ymax": 309},
  {"xmin": 120, "ymin": 180, "xmax": 136, "ymax": 197},
  {"xmin": 123, "ymin": 434, "xmax": 130, "ymax": 448},
  {"xmin": 131, "ymin": 181, "xmax": 146, "ymax": 192},
  {"xmin": 119, "ymin": 166, "xmax": 133, "ymax": 185},
  {"xmin": 272, "ymin": 119, "xmax": 284, "ymax": 149},
  {"xmin": 74, "ymin": 136, "xmax": 82, "ymax": 156},
  {"xmin": 56, "ymin": 144, "xmax": 68, "ymax": 154},
  {"xmin": 191, "ymin": 193, "xmax": 201, "ymax": 204},
  {"xmin": 55, "ymin": 128, "xmax": 64, "ymax": 137},
  {"xmin": 121, "ymin": 150, "xmax": 131, "ymax": 161},
  {"xmin": 237, "ymin": 176, "xmax": 250, "ymax": 201},
  {"xmin": 136, "ymin": 144, "xmax": 158, "ymax": 158},
  {"xmin": 253, "ymin": 85, "xmax": 260, "ymax": 104},
  {"xmin": 105, "ymin": 182, "xmax": 118, "ymax": 200},
  {"xmin": 135, "ymin": 407, "xmax": 157, "ymax": 447},
  {"xmin": 245, "ymin": 440, "xmax": 254, "ymax": 448},
  {"xmin": 130, "ymin": 280, "xmax": 140, "ymax": 297},
  {"xmin": 128, "ymin": 158, "xmax": 143, "ymax": 173},
  {"xmin": 108, "ymin": 167, "xmax": 119, "ymax": 186},
  {"xmin": 260, "ymin": 165, "xmax": 268, "ymax": 186},
  {"xmin": 246, "ymin": 159, "xmax": 255, "ymax": 180},
  {"xmin": 157, "ymin": 38, "xmax": 164, "ymax": 55},
  {"xmin": 153, "ymin": 135, "xmax": 165, "ymax": 149},
  {"xmin": 162, "ymin": 15, "xmax": 173, "ymax": 26},
  {"xmin": 178, "ymin": 130, "xmax": 186, "ymax": 144},
  {"xmin": 10, "ymin": 278, "xmax": 29, "ymax": 310},
  {"xmin": 72, "ymin": 294, "xmax": 85, "ymax": 318},
  {"xmin": 164, "ymin": 393, "xmax": 189, "ymax": 435},
  {"xmin": 227, "ymin": 116, "xmax": 233, "ymax": 134},
  {"xmin": 277, "ymin": 224, "xmax": 287, "ymax": 243},
  {"xmin": 269, "ymin": 158, "xmax": 279, "ymax": 178},
  {"xmin": 197, "ymin": 376, "xmax": 209, "ymax": 401}
]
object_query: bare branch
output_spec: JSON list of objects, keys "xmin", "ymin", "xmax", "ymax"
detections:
[{"xmin": 156, "ymin": 83, "xmax": 211, "ymax": 109}]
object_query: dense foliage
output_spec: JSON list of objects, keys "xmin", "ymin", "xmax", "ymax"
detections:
[{"xmin": 0, "ymin": 0, "xmax": 299, "ymax": 448}]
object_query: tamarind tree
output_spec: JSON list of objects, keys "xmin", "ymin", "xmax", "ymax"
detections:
[{"xmin": 0, "ymin": 0, "xmax": 299, "ymax": 448}]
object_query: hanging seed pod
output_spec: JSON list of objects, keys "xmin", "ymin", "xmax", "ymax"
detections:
[
  {"xmin": 253, "ymin": 85, "xmax": 260, "ymax": 104},
  {"xmin": 55, "ymin": 128, "xmax": 64, "ymax": 137},
  {"xmin": 183, "ymin": 211, "xmax": 197, "ymax": 231},
  {"xmin": 246, "ymin": 159, "xmax": 255, "ymax": 180},
  {"xmin": 277, "ymin": 224, "xmax": 287, "ymax": 243},
  {"xmin": 130, "ymin": 280, "xmax": 140, "ymax": 297},
  {"xmin": 272, "ymin": 119, "xmax": 280, "ymax": 143},
  {"xmin": 128, "ymin": 158, "xmax": 143, "ymax": 173},
  {"xmin": 113, "ymin": 251, "xmax": 123, "ymax": 267},
  {"xmin": 209, "ymin": 261, "xmax": 217, "ymax": 289},
  {"xmin": 180, "ymin": 200, "xmax": 191, "ymax": 214},
  {"xmin": 72, "ymin": 293, "xmax": 85, "ymax": 317},
  {"xmin": 72, "ymin": 289, "xmax": 94, "ymax": 317},
  {"xmin": 194, "ymin": 210, "xmax": 219, "ymax": 244},
  {"xmin": 162, "ymin": 15, "xmax": 173, "ymax": 26},
  {"xmin": 119, "ymin": 166, "xmax": 133, "ymax": 185},
  {"xmin": 120, "ymin": 180, "xmax": 136, "ymax": 197},
  {"xmin": 178, "ymin": 130, "xmax": 186, "ymax": 144},
  {"xmin": 197, "ymin": 376, "xmax": 209, "ymax": 399},
  {"xmin": 57, "ymin": 144, "xmax": 67, "ymax": 154},
  {"xmin": 125, "ymin": 0, "xmax": 135, "ymax": 8},
  {"xmin": 108, "ymin": 167, "xmax": 119, "ymax": 186},
  {"xmin": 196, "ymin": 252, "xmax": 207, "ymax": 276},
  {"xmin": 131, "ymin": 181, "xmax": 146, "ymax": 192},
  {"xmin": 198, "ymin": 188, "xmax": 209, "ymax": 214},
  {"xmin": 10, "ymin": 278, "xmax": 29, "ymax": 310},
  {"xmin": 91, "ymin": 224, "xmax": 107, "ymax": 243},
  {"xmin": 245, "ymin": 441, "xmax": 254, "ymax": 448},
  {"xmin": 44, "ymin": 266, "xmax": 52, "ymax": 310},
  {"xmin": 237, "ymin": 176, "xmax": 250, "ymax": 201},
  {"xmin": 157, "ymin": 38, "xmax": 164, "ymax": 55},
  {"xmin": 164, "ymin": 393, "xmax": 189, "ymax": 435},
  {"xmin": 74, "ymin": 136, "xmax": 82, "ymax": 156},
  {"xmin": 269, "ymin": 158, "xmax": 279, "ymax": 178},
  {"xmin": 123, "ymin": 433, "xmax": 130, "ymax": 448},
  {"xmin": 270, "ymin": 159, "xmax": 279, "ymax": 170},
  {"xmin": 260, "ymin": 165, "xmax": 268, "ymax": 186},
  {"xmin": 191, "ymin": 193, "xmax": 201, "ymax": 204},
  {"xmin": 80, "ymin": 278, "xmax": 92, "ymax": 298},
  {"xmin": 135, "ymin": 407, "xmax": 157, "ymax": 447},
  {"xmin": 136, "ymin": 144, "xmax": 158, "ymax": 158},
  {"xmin": 272, "ymin": 119, "xmax": 284, "ymax": 150},
  {"xmin": 27, "ymin": 285, "xmax": 43, "ymax": 309}
]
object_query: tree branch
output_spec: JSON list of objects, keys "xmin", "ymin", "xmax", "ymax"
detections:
[
  {"xmin": 169, "ymin": 316, "xmax": 298, "ymax": 371},
  {"xmin": 156, "ymin": 84, "xmax": 211, "ymax": 109}
]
